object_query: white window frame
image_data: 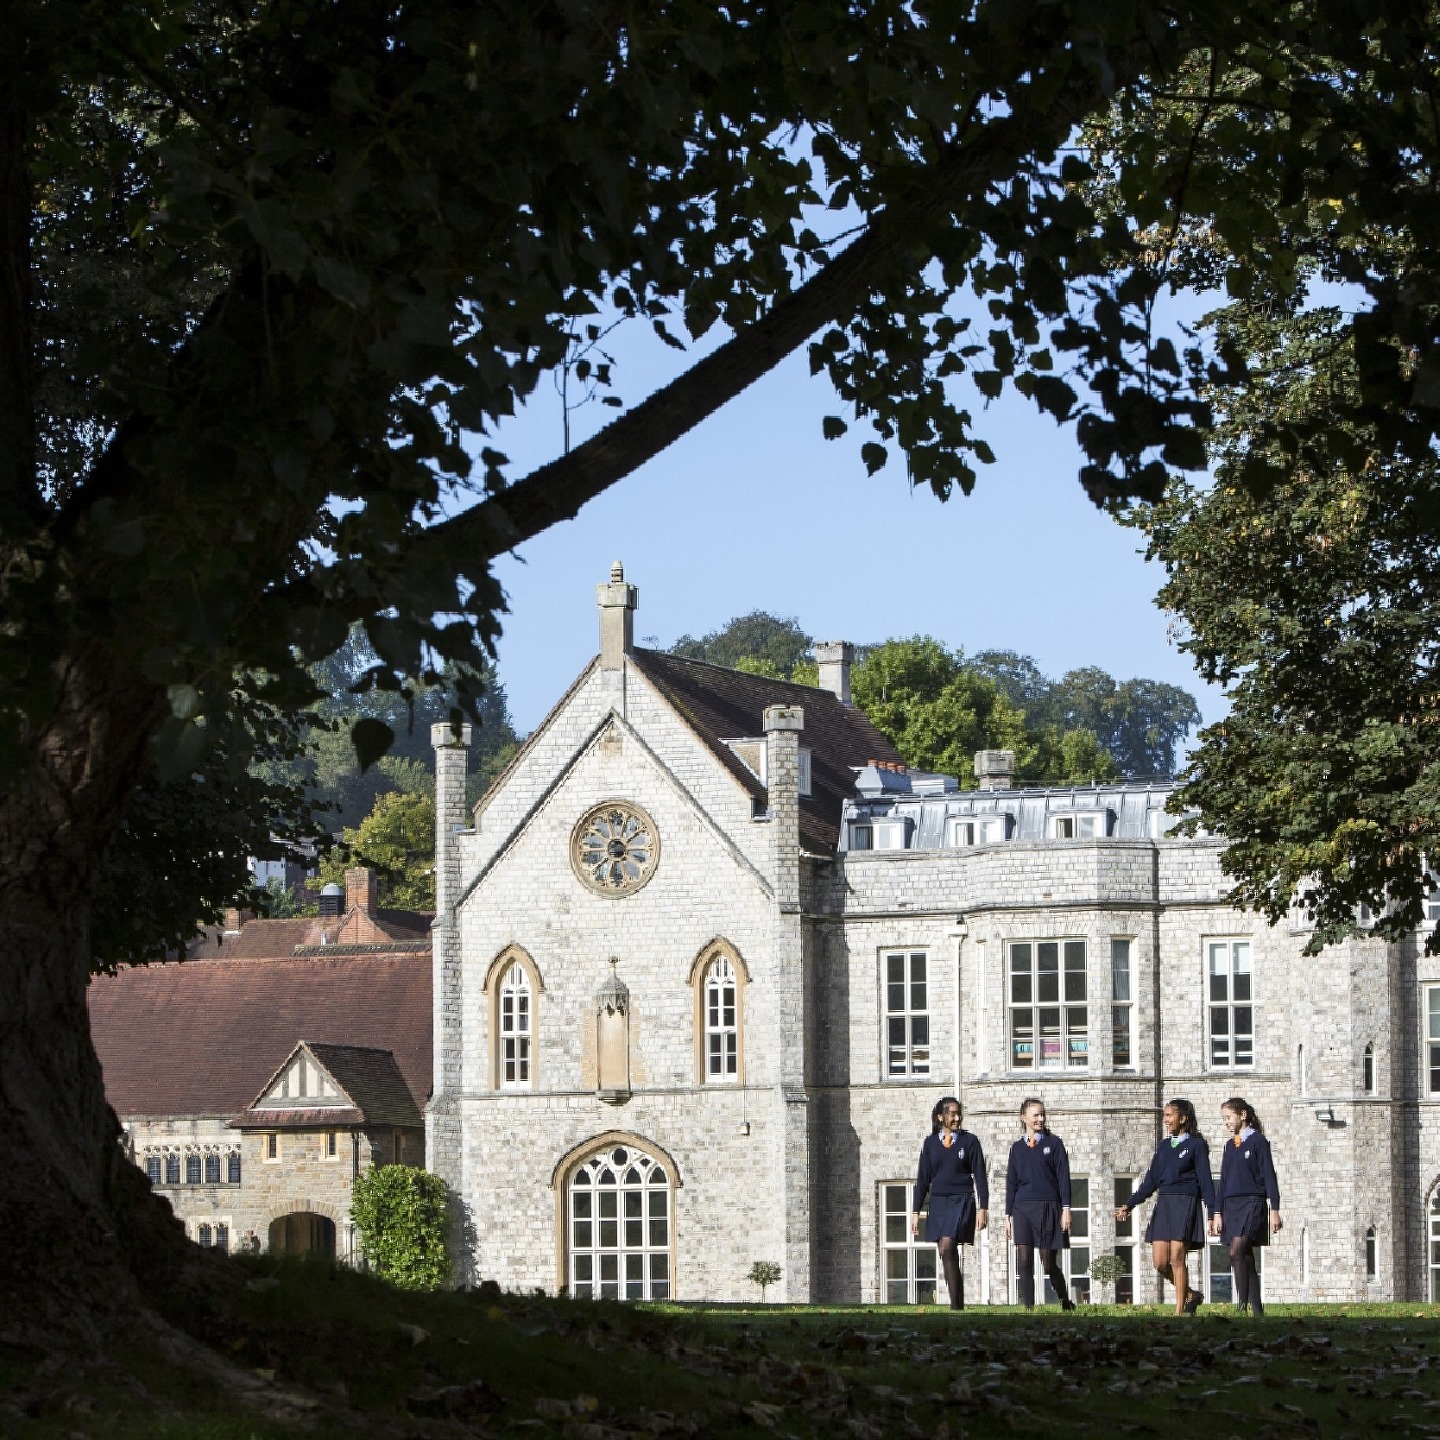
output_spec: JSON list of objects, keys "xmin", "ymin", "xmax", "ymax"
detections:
[
  {"xmin": 1426, "ymin": 986, "xmax": 1440, "ymax": 1096},
  {"xmin": 850, "ymin": 823, "xmax": 873, "ymax": 850},
  {"xmin": 873, "ymin": 821, "xmax": 906, "ymax": 850},
  {"xmin": 1051, "ymin": 812, "xmax": 1109, "ymax": 839},
  {"xmin": 1207, "ymin": 939, "xmax": 1255, "ymax": 1070},
  {"xmin": 1431, "ymin": 1194, "xmax": 1440, "ymax": 1302},
  {"xmin": 1111, "ymin": 938, "xmax": 1134, "ymax": 1070},
  {"xmin": 1008, "ymin": 939, "xmax": 1089, "ymax": 1071},
  {"xmin": 884, "ymin": 951, "xmax": 930, "ymax": 1078},
  {"xmin": 499, "ymin": 961, "xmax": 533, "ymax": 1089},
  {"xmin": 1113, "ymin": 1176, "xmax": 1137, "ymax": 1304},
  {"xmin": 1205, "ymin": 1235, "xmax": 1262, "ymax": 1304},
  {"xmin": 703, "ymin": 954, "xmax": 739, "ymax": 1083},
  {"xmin": 1008, "ymin": 1177, "xmax": 1090, "ymax": 1305},
  {"xmin": 567, "ymin": 1145, "xmax": 672, "ymax": 1301},
  {"xmin": 948, "ymin": 815, "xmax": 1007, "ymax": 847},
  {"xmin": 881, "ymin": 1182, "xmax": 938, "ymax": 1305}
]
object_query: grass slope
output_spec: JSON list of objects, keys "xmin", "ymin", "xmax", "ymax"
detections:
[{"xmin": 3, "ymin": 1259, "xmax": 1440, "ymax": 1438}]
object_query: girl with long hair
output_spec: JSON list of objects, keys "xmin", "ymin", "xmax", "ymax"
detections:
[
  {"xmin": 911, "ymin": 1096, "xmax": 989, "ymax": 1310},
  {"xmin": 1210, "ymin": 1096, "xmax": 1281, "ymax": 1317},
  {"xmin": 1115, "ymin": 1098, "xmax": 1217, "ymax": 1316},
  {"xmin": 1004, "ymin": 1097, "xmax": 1075, "ymax": 1310}
]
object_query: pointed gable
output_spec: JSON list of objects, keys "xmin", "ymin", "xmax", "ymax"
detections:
[
  {"xmin": 232, "ymin": 1041, "xmax": 422, "ymax": 1130},
  {"xmin": 628, "ymin": 650, "xmax": 903, "ymax": 854}
]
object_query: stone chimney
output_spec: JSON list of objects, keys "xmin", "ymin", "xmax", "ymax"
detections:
[
  {"xmin": 345, "ymin": 866, "xmax": 377, "ymax": 917},
  {"xmin": 431, "ymin": 722, "xmax": 474, "ymax": 922},
  {"xmin": 815, "ymin": 642, "xmax": 854, "ymax": 705},
  {"xmin": 974, "ymin": 749, "xmax": 1016, "ymax": 791},
  {"xmin": 764, "ymin": 705, "xmax": 804, "ymax": 912},
  {"xmin": 596, "ymin": 561, "xmax": 637, "ymax": 670}
]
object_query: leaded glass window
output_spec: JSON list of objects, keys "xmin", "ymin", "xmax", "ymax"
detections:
[
  {"xmin": 704, "ymin": 955, "xmax": 738, "ymax": 1082},
  {"xmin": 569, "ymin": 1146, "xmax": 671, "ymax": 1301},
  {"xmin": 204, "ymin": 1153, "xmax": 220, "ymax": 1184},
  {"xmin": 500, "ymin": 963, "xmax": 532, "ymax": 1088}
]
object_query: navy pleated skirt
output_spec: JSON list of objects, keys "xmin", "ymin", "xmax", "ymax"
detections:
[
  {"xmin": 925, "ymin": 1193, "xmax": 977, "ymax": 1244},
  {"xmin": 1010, "ymin": 1200, "xmax": 1069, "ymax": 1249},
  {"xmin": 1220, "ymin": 1195, "xmax": 1269, "ymax": 1247},
  {"xmin": 1144, "ymin": 1193, "xmax": 1206, "ymax": 1249}
]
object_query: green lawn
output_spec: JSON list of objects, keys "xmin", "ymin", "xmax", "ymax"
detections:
[{"xmin": 5, "ymin": 1260, "xmax": 1440, "ymax": 1438}]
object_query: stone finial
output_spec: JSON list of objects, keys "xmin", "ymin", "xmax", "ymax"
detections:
[
  {"xmin": 815, "ymin": 642, "xmax": 854, "ymax": 705},
  {"xmin": 974, "ymin": 748, "xmax": 1016, "ymax": 791},
  {"xmin": 596, "ymin": 561, "xmax": 638, "ymax": 670}
]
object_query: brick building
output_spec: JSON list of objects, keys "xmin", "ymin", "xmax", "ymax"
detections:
[
  {"xmin": 89, "ymin": 870, "xmax": 430, "ymax": 1259},
  {"xmin": 428, "ymin": 563, "xmax": 1440, "ymax": 1306}
]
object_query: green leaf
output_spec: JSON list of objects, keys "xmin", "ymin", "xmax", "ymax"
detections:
[
  {"xmin": 822, "ymin": 415, "xmax": 848, "ymax": 440},
  {"xmin": 351, "ymin": 718, "xmax": 396, "ymax": 773}
]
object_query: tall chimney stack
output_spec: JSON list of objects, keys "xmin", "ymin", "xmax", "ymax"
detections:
[
  {"xmin": 974, "ymin": 749, "xmax": 1016, "ymax": 791},
  {"xmin": 596, "ymin": 561, "xmax": 637, "ymax": 670},
  {"xmin": 814, "ymin": 642, "xmax": 854, "ymax": 705}
]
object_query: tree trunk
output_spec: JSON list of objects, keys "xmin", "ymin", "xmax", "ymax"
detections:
[{"xmin": 0, "ymin": 642, "xmax": 193, "ymax": 1338}]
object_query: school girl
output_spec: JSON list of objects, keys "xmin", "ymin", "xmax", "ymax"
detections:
[
  {"xmin": 1115, "ymin": 1098, "xmax": 1217, "ymax": 1316},
  {"xmin": 911, "ymin": 1096, "xmax": 989, "ymax": 1310},
  {"xmin": 1004, "ymin": 1097, "xmax": 1075, "ymax": 1310},
  {"xmin": 1211, "ymin": 1096, "xmax": 1281, "ymax": 1317}
]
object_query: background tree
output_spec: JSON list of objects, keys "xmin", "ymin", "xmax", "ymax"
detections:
[
  {"xmin": 669, "ymin": 612, "xmax": 815, "ymax": 679},
  {"xmin": 319, "ymin": 791, "xmax": 437, "ymax": 912}
]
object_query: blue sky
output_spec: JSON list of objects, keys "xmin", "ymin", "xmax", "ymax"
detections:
[{"xmin": 480, "ymin": 322, "xmax": 1223, "ymax": 740}]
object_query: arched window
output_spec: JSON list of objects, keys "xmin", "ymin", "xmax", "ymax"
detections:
[
  {"xmin": 500, "ymin": 963, "xmax": 533, "ymax": 1088},
  {"xmin": 204, "ymin": 1153, "xmax": 220, "ymax": 1184},
  {"xmin": 145, "ymin": 1155, "xmax": 161, "ymax": 1185},
  {"xmin": 215, "ymin": 1223, "xmax": 229, "ymax": 1253},
  {"xmin": 1366, "ymin": 1225, "xmax": 1377, "ymax": 1279},
  {"xmin": 485, "ymin": 947, "xmax": 543, "ymax": 1090},
  {"xmin": 1363, "ymin": 1043, "xmax": 1376, "ymax": 1095},
  {"xmin": 164, "ymin": 1154, "xmax": 180, "ymax": 1185},
  {"xmin": 1430, "ymin": 1193, "xmax": 1440, "ymax": 1302},
  {"xmin": 197, "ymin": 1224, "xmax": 212, "ymax": 1248},
  {"xmin": 185, "ymin": 1154, "xmax": 202, "ymax": 1185},
  {"xmin": 689, "ymin": 941, "xmax": 748, "ymax": 1084},
  {"xmin": 567, "ymin": 1144, "xmax": 671, "ymax": 1301},
  {"xmin": 227, "ymin": 1151, "xmax": 241, "ymax": 1185},
  {"xmin": 704, "ymin": 955, "xmax": 739, "ymax": 1083}
]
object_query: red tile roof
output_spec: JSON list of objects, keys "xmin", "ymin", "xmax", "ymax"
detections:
[
  {"xmin": 629, "ymin": 650, "xmax": 904, "ymax": 854},
  {"xmin": 88, "ymin": 952, "xmax": 431, "ymax": 1118}
]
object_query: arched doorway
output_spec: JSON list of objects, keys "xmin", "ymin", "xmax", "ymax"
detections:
[{"xmin": 268, "ymin": 1212, "xmax": 336, "ymax": 1257}]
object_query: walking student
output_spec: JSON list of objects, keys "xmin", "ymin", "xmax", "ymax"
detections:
[
  {"xmin": 1115, "ymin": 1098, "xmax": 1217, "ymax": 1316},
  {"xmin": 911, "ymin": 1096, "xmax": 989, "ymax": 1310},
  {"xmin": 1211, "ymin": 1096, "xmax": 1281, "ymax": 1317},
  {"xmin": 1004, "ymin": 1097, "xmax": 1075, "ymax": 1310}
]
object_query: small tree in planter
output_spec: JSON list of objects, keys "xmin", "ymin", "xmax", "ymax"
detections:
[
  {"xmin": 1089, "ymin": 1254, "xmax": 1126, "ymax": 1305},
  {"xmin": 748, "ymin": 1261, "xmax": 782, "ymax": 1303}
]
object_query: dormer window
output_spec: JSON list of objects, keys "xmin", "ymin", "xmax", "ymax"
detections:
[
  {"xmin": 1052, "ymin": 812, "xmax": 1111, "ymax": 839},
  {"xmin": 948, "ymin": 816, "xmax": 1008, "ymax": 847},
  {"xmin": 850, "ymin": 824, "xmax": 872, "ymax": 850}
]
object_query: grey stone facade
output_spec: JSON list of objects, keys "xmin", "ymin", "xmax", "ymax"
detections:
[{"xmin": 432, "ymin": 566, "xmax": 1440, "ymax": 1305}]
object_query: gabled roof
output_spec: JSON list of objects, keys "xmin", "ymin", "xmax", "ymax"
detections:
[
  {"xmin": 187, "ymin": 907, "xmax": 431, "ymax": 959},
  {"xmin": 628, "ymin": 650, "xmax": 904, "ymax": 855},
  {"xmin": 88, "ymin": 951, "xmax": 431, "ymax": 1118},
  {"xmin": 232, "ymin": 1041, "xmax": 421, "ymax": 1130}
]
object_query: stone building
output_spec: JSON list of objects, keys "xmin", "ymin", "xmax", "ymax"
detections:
[
  {"xmin": 429, "ymin": 562, "xmax": 1440, "ymax": 1306},
  {"xmin": 89, "ymin": 869, "xmax": 430, "ymax": 1259}
]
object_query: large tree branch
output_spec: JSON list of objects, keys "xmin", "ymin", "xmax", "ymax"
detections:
[{"xmin": 412, "ymin": 54, "xmax": 1152, "ymax": 572}]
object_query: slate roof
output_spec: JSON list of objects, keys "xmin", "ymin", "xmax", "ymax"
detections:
[
  {"xmin": 187, "ymin": 907, "xmax": 432, "ymax": 960},
  {"xmin": 629, "ymin": 649, "xmax": 904, "ymax": 855},
  {"xmin": 232, "ymin": 1042, "xmax": 422, "ymax": 1130},
  {"xmin": 88, "ymin": 951, "xmax": 431, "ymax": 1118}
]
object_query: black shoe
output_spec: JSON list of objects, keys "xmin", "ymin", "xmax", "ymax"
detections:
[
  {"xmin": 1060, "ymin": 1298, "xmax": 1076, "ymax": 1312},
  {"xmin": 1183, "ymin": 1292, "xmax": 1203, "ymax": 1316}
]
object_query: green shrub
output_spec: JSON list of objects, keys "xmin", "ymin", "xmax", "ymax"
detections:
[
  {"xmin": 1089, "ymin": 1254, "xmax": 1127, "ymax": 1296},
  {"xmin": 351, "ymin": 1165, "xmax": 450, "ymax": 1291}
]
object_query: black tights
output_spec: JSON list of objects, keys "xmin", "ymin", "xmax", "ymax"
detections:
[
  {"xmin": 1229, "ymin": 1237, "xmax": 1262, "ymax": 1313},
  {"xmin": 937, "ymin": 1237, "xmax": 964, "ymax": 1309},
  {"xmin": 1014, "ymin": 1244, "xmax": 1068, "ymax": 1307}
]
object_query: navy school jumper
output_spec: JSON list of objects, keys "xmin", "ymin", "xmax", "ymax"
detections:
[
  {"xmin": 1129, "ymin": 1132, "xmax": 1219, "ymax": 1213},
  {"xmin": 1004, "ymin": 1132, "xmax": 1072, "ymax": 1212},
  {"xmin": 1217, "ymin": 1131, "xmax": 1281, "ymax": 1209},
  {"xmin": 912, "ymin": 1130, "xmax": 990, "ymax": 1212}
]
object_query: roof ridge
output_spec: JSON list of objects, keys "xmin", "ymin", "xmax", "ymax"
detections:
[{"xmin": 633, "ymin": 648, "xmax": 834, "ymax": 698}]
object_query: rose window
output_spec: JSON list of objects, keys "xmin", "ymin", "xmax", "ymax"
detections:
[{"xmin": 571, "ymin": 802, "xmax": 660, "ymax": 897}]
